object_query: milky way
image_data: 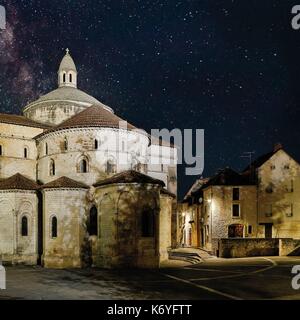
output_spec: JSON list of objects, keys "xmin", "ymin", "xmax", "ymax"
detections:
[
  {"xmin": 0, "ymin": 3, "xmax": 52, "ymax": 109},
  {"xmin": 0, "ymin": 0, "xmax": 300, "ymax": 198}
]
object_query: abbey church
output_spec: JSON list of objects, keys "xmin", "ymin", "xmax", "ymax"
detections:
[{"xmin": 0, "ymin": 50, "xmax": 177, "ymax": 268}]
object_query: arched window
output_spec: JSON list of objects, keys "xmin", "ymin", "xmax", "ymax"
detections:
[
  {"xmin": 0, "ymin": 145, "xmax": 2, "ymax": 156},
  {"xmin": 88, "ymin": 206, "xmax": 98, "ymax": 236},
  {"xmin": 94, "ymin": 139, "xmax": 99, "ymax": 150},
  {"xmin": 122, "ymin": 141, "xmax": 125, "ymax": 152},
  {"xmin": 106, "ymin": 159, "xmax": 116, "ymax": 174},
  {"xmin": 50, "ymin": 159, "xmax": 55, "ymax": 176},
  {"xmin": 63, "ymin": 73, "xmax": 66, "ymax": 83},
  {"xmin": 79, "ymin": 158, "xmax": 88, "ymax": 173},
  {"xmin": 24, "ymin": 147, "xmax": 28, "ymax": 159},
  {"xmin": 21, "ymin": 216, "xmax": 28, "ymax": 236},
  {"xmin": 51, "ymin": 216, "xmax": 57, "ymax": 238},
  {"xmin": 45, "ymin": 143, "xmax": 48, "ymax": 155},
  {"xmin": 141, "ymin": 209, "xmax": 155, "ymax": 237},
  {"xmin": 69, "ymin": 73, "xmax": 72, "ymax": 83},
  {"xmin": 64, "ymin": 137, "xmax": 68, "ymax": 151}
]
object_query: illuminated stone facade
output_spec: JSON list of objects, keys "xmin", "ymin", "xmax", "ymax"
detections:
[
  {"xmin": 0, "ymin": 50, "xmax": 177, "ymax": 268},
  {"xmin": 180, "ymin": 145, "xmax": 300, "ymax": 254}
]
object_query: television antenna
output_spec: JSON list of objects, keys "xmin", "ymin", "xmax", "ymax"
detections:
[{"xmin": 240, "ymin": 151, "xmax": 255, "ymax": 167}]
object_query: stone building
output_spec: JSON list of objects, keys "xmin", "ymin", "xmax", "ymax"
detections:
[
  {"xmin": 0, "ymin": 50, "xmax": 177, "ymax": 268},
  {"xmin": 180, "ymin": 144, "xmax": 300, "ymax": 254},
  {"xmin": 246, "ymin": 143, "xmax": 300, "ymax": 239}
]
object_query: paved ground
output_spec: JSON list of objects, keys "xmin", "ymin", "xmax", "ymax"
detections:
[{"xmin": 1, "ymin": 256, "xmax": 300, "ymax": 300}]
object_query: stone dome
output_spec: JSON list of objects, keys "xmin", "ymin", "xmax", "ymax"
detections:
[
  {"xmin": 23, "ymin": 49, "xmax": 113, "ymax": 126},
  {"xmin": 27, "ymin": 86, "xmax": 104, "ymax": 106}
]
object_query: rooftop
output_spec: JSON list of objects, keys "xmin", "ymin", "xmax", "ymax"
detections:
[
  {"xmin": 0, "ymin": 174, "xmax": 40, "ymax": 190},
  {"xmin": 94, "ymin": 170, "xmax": 165, "ymax": 188},
  {"xmin": 36, "ymin": 104, "xmax": 140, "ymax": 138},
  {"xmin": 0, "ymin": 113, "xmax": 50, "ymax": 129},
  {"xmin": 42, "ymin": 176, "xmax": 89, "ymax": 189},
  {"xmin": 161, "ymin": 188, "xmax": 176, "ymax": 198},
  {"xmin": 201, "ymin": 168, "xmax": 254, "ymax": 189},
  {"xmin": 59, "ymin": 49, "xmax": 77, "ymax": 72},
  {"xmin": 24, "ymin": 87, "xmax": 104, "ymax": 110}
]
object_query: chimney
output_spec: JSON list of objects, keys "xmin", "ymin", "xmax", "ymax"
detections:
[{"xmin": 273, "ymin": 143, "xmax": 283, "ymax": 152}]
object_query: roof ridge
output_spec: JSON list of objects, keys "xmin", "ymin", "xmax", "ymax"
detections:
[
  {"xmin": 94, "ymin": 170, "xmax": 165, "ymax": 188},
  {"xmin": 0, "ymin": 113, "xmax": 51, "ymax": 129},
  {"xmin": 35, "ymin": 104, "xmax": 139, "ymax": 139},
  {"xmin": 42, "ymin": 176, "xmax": 89, "ymax": 189},
  {"xmin": 0, "ymin": 173, "xmax": 40, "ymax": 190}
]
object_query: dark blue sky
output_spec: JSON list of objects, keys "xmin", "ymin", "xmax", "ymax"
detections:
[{"xmin": 0, "ymin": 0, "xmax": 300, "ymax": 198}]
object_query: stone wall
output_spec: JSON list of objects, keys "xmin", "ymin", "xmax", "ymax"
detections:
[
  {"xmin": 159, "ymin": 194, "xmax": 173, "ymax": 262},
  {"xmin": 0, "ymin": 191, "xmax": 38, "ymax": 265},
  {"xmin": 257, "ymin": 149, "xmax": 300, "ymax": 238},
  {"xmin": 202, "ymin": 185, "xmax": 258, "ymax": 251},
  {"xmin": 279, "ymin": 238, "xmax": 300, "ymax": 256},
  {"xmin": 23, "ymin": 101, "xmax": 87, "ymax": 126},
  {"xmin": 147, "ymin": 143, "xmax": 177, "ymax": 196},
  {"xmin": 93, "ymin": 183, "xmax": 163, "ymax": 268},
  {"xmin": 218, "ymin": 238, "xmax": 279, "ymax": 258},
  {"xmin": 37, "ymin": 127, "xmax": 149, "ymax": 185},
  {"xmin": 0, "ymin": 123, "xmax": 43, "ymax": 180},
  {"xmin": 42, "ymin": 188, "xmax": 87, "ymax": 268}
]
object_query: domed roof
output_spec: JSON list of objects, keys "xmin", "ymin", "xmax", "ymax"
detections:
[
  {"xmin": 23, "ymin": 49, "xmax": 114, "ymax": 114},
  {"xmin": 59, "ymin": 48, "xmax": 77, "ymax": 72},
  {"xmin": 31, "ymin": 87, "xmax": 102, "ymax": 106}
]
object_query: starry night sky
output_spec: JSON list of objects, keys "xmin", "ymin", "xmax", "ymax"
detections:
[{"xmin": 0, "ymin": 0, "xmax": 300, "ymax": 198}]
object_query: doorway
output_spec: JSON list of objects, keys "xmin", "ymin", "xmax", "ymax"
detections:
[{"xmin": 264, "ymin": 223, "xmax": 273, "ymax": 238}]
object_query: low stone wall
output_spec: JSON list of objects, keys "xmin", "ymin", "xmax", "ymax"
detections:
[
  {"xmin": 279, "ymin": 239, "xmax": 300, "ymax": 256},
  {"xmin": 218, "ymin": 239, "xmax": 279, "ymax": 258}
]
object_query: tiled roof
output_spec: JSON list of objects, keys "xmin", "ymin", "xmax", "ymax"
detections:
[
  {"xmin": 0, "ymin": 174, "xmax": 39, "ymax": 190},
  {"xmin": 202, "ymin": 168, "xmax": 254, "ymax": 188},
  {"xmin": 0, "ymin": 113, "xmax": 50, "ymax": 129},
  {"xmin": 243, "ymin": 144, "xmax": 285, "ymax": 172},
  {"xmin": 94, "ymin": 170, "xmax": 165, "ymax": 187},
  {"xmin": 184, "ymin": 178, "xmax": 210, "ymax": 200},
  {"xmin": 42, "ymin": 176, "xmax": 89, "ymax": 189},
  {"xmin": 36, "ymin": 105, "xmax": 139, "ymax": 138}
]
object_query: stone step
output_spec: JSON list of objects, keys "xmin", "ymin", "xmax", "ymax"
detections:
[{"xmin": 168, "ymin": 251, "xmax": 202, "ymax": 264}]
